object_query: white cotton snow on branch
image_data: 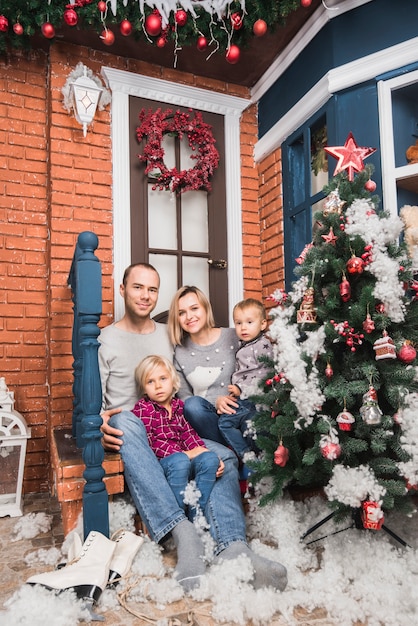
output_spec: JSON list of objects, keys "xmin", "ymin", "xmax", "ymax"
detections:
[
  {"xmin": 397, "ymin": 392, "xmax": 418, "ymax": 488},
  {"xmin": 345, "ymin": 198, "xmax": 406, "ymax": 322},
  {"xmin": 324, "ymin": 464, "xmax": 386, "ymax": 508}
]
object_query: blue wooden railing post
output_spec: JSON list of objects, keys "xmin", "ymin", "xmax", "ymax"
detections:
[{"xmin": 68, "ymin": 231, "xmax": 109, "ymax": 539}]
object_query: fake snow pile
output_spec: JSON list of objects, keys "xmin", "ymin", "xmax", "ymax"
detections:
[{"xmin": 2, "ymin": 494, "xmax": 417, "ymax": 626}]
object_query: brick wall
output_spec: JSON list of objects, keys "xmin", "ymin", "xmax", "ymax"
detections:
[{"xmin": 1, "ymin": 42, "xmax": 287, "ymax": 496}]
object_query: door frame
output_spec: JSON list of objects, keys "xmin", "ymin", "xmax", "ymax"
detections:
[{"xmin": 101, "ymin": 66, "xmax": 250, "ymax": 324}]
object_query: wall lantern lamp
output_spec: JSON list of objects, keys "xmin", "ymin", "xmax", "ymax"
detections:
[
  {"xmin": 62, "ymin": 63, "xmax": 111, "ymax": 138},
  {"xmin": 0, "ymin": 377, "xmax": 31, "ymax": 518}
]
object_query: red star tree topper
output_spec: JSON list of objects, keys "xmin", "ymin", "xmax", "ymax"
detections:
[{"xmin": 324, "ymin": 132, "xmax": 376, "ymax": 181}]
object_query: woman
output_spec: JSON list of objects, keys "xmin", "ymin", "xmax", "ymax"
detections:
[{"xmin": 167, "ymin": 286, "xmax": 256, "ymax": 446}]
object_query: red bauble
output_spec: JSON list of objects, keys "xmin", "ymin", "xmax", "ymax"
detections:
[
  {"xmin": 175, "ymin": 10, "xmax": 188, "ymax": 27},
  {"xmin": 320, "ymin": 442, "xmax": 341, "ymax": 460},
  {"xmin": 231, "ymin": 12, "xmax": 243, "ymax": 30},
  {"xmin": 156, "ymin": 36, "xmax": 166, "ymax": 48},
  {"xmin": 300, "ymin": 0, "xmax": 312, "ymax": 6},
  {"xmin": 346, "ymin": 255, "xmax": 365, "ymax": 275},
  {"xmin": 339, "ymin": 278, "xmax": 351, "ymax": 302},
  {"xmin": 365, "ymin": 179, "xmax": 377, "ymax": 192},
  {"xmin": 274, "ymin": 444, "xmax": 289, "ymax": 467},
  {"xmin": 97, "ymin": 1, "xmax": 107, "ymax": 12},
  {"xmin": 362, "ymin": 313, "xmax": 375, "ymax": 334},
  {"xmin": 398, "ymin": 341, "xmax": 417, "ymax": 364},
  {"xmin": 197, "ymin": 36, "xmax": 207, "ymax": 51},
  {"xmin": 145, "ymin": 13, "xmax": 162, "ymax": 36},
  {"xmin": 64, "ymin": 8, "xmax": 78, "ymax": 27},
  {"xmin": 0, "ymin": 15, "xmax": 9, "ymax": 32},
  {"xmin": 325, "ymin": 363, "xmax": 333, "ymax": 379},
  {"xmin": 120, "ymin": 19, "xmax": 132, "ymax": 36},
  {"xmin": 253, "ymin": 19, "xmax": 267, "ymax": 37},
  {"xmin": 101, "ymin": 29, "xmax": 115, "ymax": 45},
  {"xmin": 226, "ymin": 44, "xmax": 240, "ymax": 64},
  {"xmin": 13, "ymin": 23, "xmax": 24, "ymax": 36},
  {"xmin": 41, "ymin": 22, "xmax": 55, "ymax": 39}
]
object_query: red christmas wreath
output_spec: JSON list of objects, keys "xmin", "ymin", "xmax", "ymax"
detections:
[{"xmin": 136, "ymin": 107, "xmax": 219, "ymax": 194}]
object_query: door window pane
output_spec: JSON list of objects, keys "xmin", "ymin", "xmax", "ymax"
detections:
[
  {"xmin": 183, "ymin": 256, "xmax": 209, "ymax": 296},
  {"xmin": 181, "ymin": 190, "xmax": 209, "ymax": 252},
  {"xmin": 149, "ymin": 253, "xmax": 177, "ymax": 318},
  {"xmin": 147, "ymin": 134, "xmax": 176, "ymax": 178},
  {"xmin": 148, "ymin": 186, "xmax": 177, "ymax": 249}
]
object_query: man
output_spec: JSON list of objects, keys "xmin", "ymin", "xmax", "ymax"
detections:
[{"xmin": 99, "ymin": 263, "xmax": 287, "ymax": 593}]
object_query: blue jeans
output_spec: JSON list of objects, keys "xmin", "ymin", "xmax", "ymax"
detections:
[
  {"xmin": 184, "ymin": 396, "xmax": 257, "ymax": 458},
  {"xmin": 160, "ymin": 450, "xmax": 219, "ymax": 521},
  {"xmin": 218, "ymin": 399, "xmax": 258, "ymax": 459},
  {"xmin": 109, "ymin": 411, "xmax": 247, "ymax": 554}
]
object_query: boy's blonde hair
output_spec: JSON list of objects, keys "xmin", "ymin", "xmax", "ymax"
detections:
[
  {"xmin": 233, "ymin": 298, "xmax": 267, "ymax": 321},
  {"xmin": 134, "ymin": 355, "xmax": 180, "ymax": 398}
]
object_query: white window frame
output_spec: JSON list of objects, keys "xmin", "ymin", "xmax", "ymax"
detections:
[{"xmin": 101, "ymin": 67, "xmax": 249, "ymax": 323}]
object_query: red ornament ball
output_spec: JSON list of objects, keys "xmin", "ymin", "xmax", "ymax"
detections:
[
  {"xmin": 120, "ymin": 19, "xmax": 132, "ymax": 36},
  {"xmin": 156, "ymin": 36, "xmax": 166, "ymax": 48},
  {"xmin": 398, "ymin": 341, "xmax": 417, "ymax": 364},
  {"xmin": 145, "ymin": 13, "xmax": 162, "ymax": 36},
  {"xmin": 339, "ymin": 278, "xmax": 351, "ymax": 302},
  {"xmin": 13, "ymin": 23, "xmax": 24, "ymax": 36},
  {"xmin": 226, "ymin": 44, "xmax": 240, "ymax": 64},
  {"xmin": 321, "ymin": 442, "xmax": 341, "ymax": 460},
  {"xmin": 301, "ymin": 0, "xmax": 312, "ymax": 6},
  {"xmin": 97, "ymin": 1, "xmax": 107, "ymax": 12},
  {"xmin": 325, "ymin": 363, "xmax": 333, "ymax": 379},
  {"xmin": 231, "ymin": 12, "xmax": 243, "ymax": 30},
  {"xmin": 101, "ymin": 29, "xmax": 115, "ymax": 45},
  {"xmin": 253, "ymin": 19, "xmax": 267, "ymax": 37},
  {"xmin": 175, "ymin": 10, "xmax": 188, "ymax": 27},
  {"xmin": 0, "ymin": 15, "xmax": 9, "ymax": 32},
  {"xmin": 41, "ymin": 22, "xmax": 55, "ymax": 39},
  {"xmin": 346, "ymin": 255, "xmax": 365, "ymax": 275},
  {"xmin": 365, "ymin": 179, "xmax": 377, "ymax": 192},
  {"xmin": 64, "ymin": 8, "xmax": 78, "ymax": 27},
  {"xmin": 196, "ymin": 36, "xmax": 207, "ymax": 51}
]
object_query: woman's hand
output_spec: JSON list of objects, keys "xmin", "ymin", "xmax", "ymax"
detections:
[
  {"xmin": 215, "ymin": 394, "xmax": 239, "ymax": 415},
  {"xmin": 100, "ymin": 408, "xmax": 124, "ymax": 451},
  {"xmin": 216, "ymin": 458, "xmax": 225, "ymax": 478}
]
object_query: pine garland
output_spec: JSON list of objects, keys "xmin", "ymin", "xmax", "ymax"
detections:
[{"xmin": 0, "ymin": 0, "xmax": 302, "ymax": 56}]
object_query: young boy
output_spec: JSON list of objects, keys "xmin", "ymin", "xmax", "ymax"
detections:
[{"xmin": 218, "ymin": 298, "xmax": 273, "ymax": 469}]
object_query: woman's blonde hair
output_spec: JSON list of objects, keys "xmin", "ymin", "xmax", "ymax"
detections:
[
  {"xmin": 168, "ymin": 285, "xmax": 215, "ymax": 346},
  {"xmin": 134, "ymin": 355, "xmax": 180, "ymax": 398}
]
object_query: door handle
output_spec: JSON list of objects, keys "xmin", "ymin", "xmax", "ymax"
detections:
[{"xmin": 208, "ymin": 258, "xmax": 227, "ymax": 269}]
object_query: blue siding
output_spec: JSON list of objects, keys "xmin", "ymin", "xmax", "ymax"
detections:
[{"xmin": 259, "ymin": 0, "xmax": 418, "ymax": 138}]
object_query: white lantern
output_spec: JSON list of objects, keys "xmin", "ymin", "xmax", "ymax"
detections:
[
  {"xmin": 70, "ymin": 65, "xmax": 103, "ymax": 137},
  {"xmin": 0, "ymin": 377, "xmax": 31, "ymax": 517}
]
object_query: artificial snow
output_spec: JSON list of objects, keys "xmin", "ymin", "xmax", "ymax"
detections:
[{"xmin": 2, "ymin": 495, "xmax": 417, "ymax": 625}]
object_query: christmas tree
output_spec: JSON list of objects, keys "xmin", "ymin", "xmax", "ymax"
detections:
[{"xmin": 252, "ymin": 133, "xmax": 418, "ymax": 529}]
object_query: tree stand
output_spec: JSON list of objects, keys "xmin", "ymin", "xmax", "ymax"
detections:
[{"xmin": 300, "ymin": 508, "xmax": 411, "ymax": 548}]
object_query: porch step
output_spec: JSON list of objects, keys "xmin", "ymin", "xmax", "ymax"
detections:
[{"xmin": 51, "ymin": 427, "xmax": 124, "ymax": 535}]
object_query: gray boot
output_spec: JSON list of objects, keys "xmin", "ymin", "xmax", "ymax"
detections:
[{"xmin": 26, "ymin": 530, "xmax": 116, "ymax": 605}]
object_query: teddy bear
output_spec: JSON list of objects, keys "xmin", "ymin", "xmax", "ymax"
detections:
[
  {"xmin": 406, "ymin": 140, "xmax": 418, "ymax": 163},
  {"xmin": 400, "ymin": 204, "xmax": 418, "ymax": 270}
]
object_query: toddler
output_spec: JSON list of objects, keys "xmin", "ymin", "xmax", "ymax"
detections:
[
  {"xmin": 218, "ymin": 298, "xmax": 273, "ymax": 469},
  {"xmin": 132, "ymin": 355, "xmax": 222, "ymax": 521}
]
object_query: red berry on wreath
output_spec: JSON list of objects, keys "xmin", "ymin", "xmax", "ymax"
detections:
[
  {"xmin": 120, "ymin": 19, "xmax": 132, "ymax": 36},
  {"xmin": 253, "ymin": 19, "xmax": 267, "ymax": 37},
  {"xmin": 13, "ymin": 23, "xmax": 23, "ymax": 36},
  {"xmin": 365, "ymin": 179, "xmax": 377, "ymax": 192},
  {"xmin": 226, "ymin": 44, "xmax": 240, "ymax": 64},
  {"xmin": 97, "ymin": 1, "xmax": 106, "ymax": 12},
  {"xmin": 145, "ymin": 13, "xmax": 162, "ymax": 36},
  {"xmin": 41, "ymin": 22, "xmax": 55, "ymax": 39},
  {"xmin": 0, "ymin": 15, "xmax": 9, "ymax": 32},
  {"xmin": 398, "ymin": 340, "xmax": 416, "ymax": 364},
  {"xmin": 175, "ymin": 10, "xmax": 188, "ymax": 27},
  {"xmin": 101, "ymin": 29, "xmax": 115, "ymax": 45},
  {"xmin": 197, "ymin": 36, "xmax": 207, "ymax": 51}
]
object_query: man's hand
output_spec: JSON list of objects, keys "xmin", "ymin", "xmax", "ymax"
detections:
[
  {"xmin": 101, "ymin": 408, "xmax": 124, "ymax": 451},
  {"xmin": 215, "ymin": 394, "xmax": 239, "ymax": 415}
]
